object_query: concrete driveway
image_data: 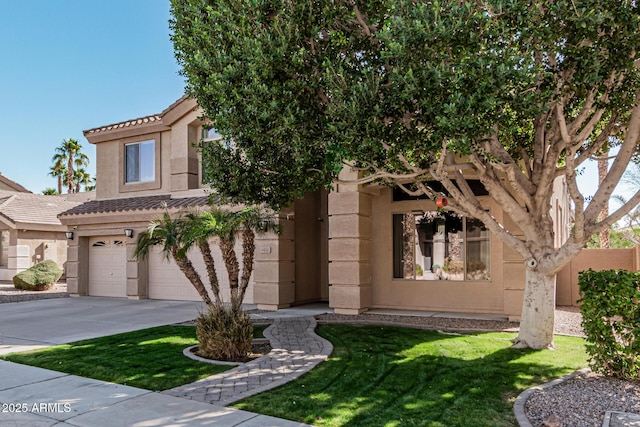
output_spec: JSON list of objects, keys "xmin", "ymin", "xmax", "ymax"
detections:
[
  {"xmin": 0, "ymin": 297, "xmax": 205, "ymax": 355},
  {"xmin": 0, "ymin": 297, "xmax": 310, "ymax": 426}
]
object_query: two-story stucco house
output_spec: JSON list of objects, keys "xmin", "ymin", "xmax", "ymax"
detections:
[{"xmin": 60, "ymin": 96, "xmax": 572, "ymax": 320}]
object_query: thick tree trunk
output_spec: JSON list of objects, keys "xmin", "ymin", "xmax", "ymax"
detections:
[{"xmin": 512, "ymin": 268, "xmax": 556, "ymax": 349}]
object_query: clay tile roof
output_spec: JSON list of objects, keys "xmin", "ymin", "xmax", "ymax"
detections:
[
  {"xmin": 0, "ymin": 190, "xmax": 93, "ymax": 226},
  {"xmin": 83, "ymin": 114, "xmax": 162, "ymax": 136},
  {"xmin": 59, "ymin": 194, "xmax": 213, "ymax": 217}
]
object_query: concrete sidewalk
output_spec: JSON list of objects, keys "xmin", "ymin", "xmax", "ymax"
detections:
[{"xmin": 0, "ymin": 360, "xmax": 309, "ymax": 426}]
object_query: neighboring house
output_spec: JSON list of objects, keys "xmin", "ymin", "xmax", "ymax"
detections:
[
  {"xmin": 0, "ymin": 173, "xmax": 31, "ymax": 193},
  {"xmin": 0, "ymin": 190, "xmax": 94, "ymax": 281},
  {"xmin": 60, "ymin": 96, "xmax": 573, "ymax": 320}
]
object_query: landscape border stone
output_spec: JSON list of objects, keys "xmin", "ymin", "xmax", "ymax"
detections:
[{"xmin": 514, "ymin": 367, "xmax": 592, "ymax": 427}]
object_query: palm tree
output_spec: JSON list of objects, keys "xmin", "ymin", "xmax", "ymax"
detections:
[
  {"xmin": 51, "ymin": 138, "xmax": 90, "ymax": 193},
  {"xmin": 49, "ymin": 153, "xmax": 66, "ymax": 194},
  {"xmin": 134, "ymin": 206, "xmax": 278, "ymax": 361},
  {"xmin": 219, "ymin": 207, "xmax": 279, "ymax": 308},
  {"xmin": 180, "ymin": 209, "xmax": 224, "ymax": 306},
  {"xmin": 133, "ymin": 211, "xmax": 214, "ymax": 307},
  {"xmin": 41, "ymin": 187, "xmax": 59, "ymax": 195},
  {"xmin": 73, "ymin": 167, "xmax": 93, "ymax": 193},
  {"xmin": 179, "ymin": 207, "xmax": 278, "ymax": 309}
]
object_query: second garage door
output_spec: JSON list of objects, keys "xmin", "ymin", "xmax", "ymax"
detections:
[{"xmin": 148, "ymin": 244, "xmax": 254, "ymax": 303}]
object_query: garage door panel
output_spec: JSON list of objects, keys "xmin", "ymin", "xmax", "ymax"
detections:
[{"xmin": 89, "ymin": 237, "xmax": 127, "ymax": 298}]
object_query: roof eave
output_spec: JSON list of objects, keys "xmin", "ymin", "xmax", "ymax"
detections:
[{"xmin": 84, "ymin": 122, "xmax": 170, "ymax": 144}]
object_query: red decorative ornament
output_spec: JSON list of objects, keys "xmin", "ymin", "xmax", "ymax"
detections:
[{"xmin": 436, "ymin": 197, "xmax": 448, "ymax": 208}]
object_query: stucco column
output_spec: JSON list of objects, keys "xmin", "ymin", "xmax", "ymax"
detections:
[
  {"xmin": 126, "ymin": 237, "xmax": 148, "ymax": 299},
  {"xmin": 253, "ymin": 210, "xmax": 295, "ymax": 310},
  {"xmin": 66, "ymin": 237, "xmax": 88, "ymax": 296},
  {"xmin": 501, "ymin": 214, "xmax": 526, "ymax": 321},
  {"xmin": 328, "ymin": 191, "xmax": 373, "ymax": 314}
]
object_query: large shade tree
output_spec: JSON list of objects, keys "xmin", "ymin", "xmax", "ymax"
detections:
[{"xmin": 171, "ymin": 0, "xmax": 640, "ymax": 349}]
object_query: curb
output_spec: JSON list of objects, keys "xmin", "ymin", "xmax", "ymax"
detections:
[{"xmin": 513, "ymin": 367, "xmax": 592, "ymax": 427}]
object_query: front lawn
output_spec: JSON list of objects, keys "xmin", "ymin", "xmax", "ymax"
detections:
[
  {"xmin": 1, "ymin": 323, "xmax": 588, "ymax": 426},
  {"xmin": 1, "ymin": 325, "xmax": 231, "ymax": 391},
  {"xmin": 233, "ymin": 324, "xmax": 588, "ymax": 427}
]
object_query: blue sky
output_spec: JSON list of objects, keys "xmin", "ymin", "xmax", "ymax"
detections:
[
  {"xmin": 0, "ymin": 0, "xmax": 619, "ymax": 204},
  {"xmin": 0, "ymin": 0, "xmax": 185, "ymax": 193}
]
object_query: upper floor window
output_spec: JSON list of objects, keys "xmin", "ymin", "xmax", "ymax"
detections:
[
  {"xmin": 0, "ymin": 230, "xmax": 8, "ymax": 268},
  {"xmin": 125, "ymin": 140, "xmax": 155, "ymax": 183},
  {"xmin": 202, "ymin": 126, "xmax": 222, "ymax": 141},
  {"xmin": 202, "ymin": 125, "xmax": 234, "ymax": 149},
  {"xmin": 392, "ymin": 211, "xmax": 490, "ymax": 281}
]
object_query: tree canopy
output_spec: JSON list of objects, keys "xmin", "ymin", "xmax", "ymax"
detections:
[{"xmin": 171, "ymin": 0, "xmax": 640, "ymax": 348}]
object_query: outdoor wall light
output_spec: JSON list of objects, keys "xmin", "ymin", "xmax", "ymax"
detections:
[
  {"xmin": 124, "ymin": 229, "xmax": 134, "ymax": 238},
  {"xmin": 65, "ymin": 231, "xmax": 74, "ymax": 240}
]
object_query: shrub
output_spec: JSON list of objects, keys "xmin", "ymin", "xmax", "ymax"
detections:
[
  {"xmin": 196, "ymin": 305, "xmax": 253, "ymax": 361},
  {"xmin": 13, "ymin": 260, "xmax": 63, "ymax": 291},
  {"xmin": 578, "ymin": 269, "xmax": 640, "ymax": 379}
]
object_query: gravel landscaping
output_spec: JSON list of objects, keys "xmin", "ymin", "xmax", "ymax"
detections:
[{"xmin": 0, "ymin": 281, "xmax": 68, "ymax": 303}]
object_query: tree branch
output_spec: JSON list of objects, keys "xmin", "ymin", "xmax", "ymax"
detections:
[
  {"xmin": 585, "ymin": 96, "xmax": 640, "ymax": 222},
  {"xmin": 587, "ymin": 190, "xmax": 640, "ymax": 236}
]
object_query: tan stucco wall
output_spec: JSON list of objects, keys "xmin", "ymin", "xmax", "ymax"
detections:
[
  {"xmin": 93, "ymin": 105, "xmax": 204, "ymax": 200},
  {"xmin": 16, "ymin": 231, "xmax": 67, "ymax": 266},
  {"xmin": 556, "ymin": 246, "xmax": 640, "ymax": 306},
  {"xmin": 0, "ymin": 230, "xmax": 68, "ymax": 281}
]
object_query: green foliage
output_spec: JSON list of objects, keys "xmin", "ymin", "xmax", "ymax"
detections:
[
  {"xmin": 586, "ymin": 229, "xmax": 637, "ymax": 248},
  {"xmin": 578, "ymin": 269, "xmax": 640, "ymax": 379},
  {"xmin": 415, "ymin": 263, "xmax": 423, "ymax": 276},
  {"xmin": 171, "ymin": 0, "xmax": 640, "ymax": 211},
  {"xmin": 13, "ymin": 260, "xmax": 63, "ymax": 291},
  {"xmin": 1, "ymin": 326, "xmax": 230, "ymax": 391},
  {"xmin": 196, "ymin": 305, "xmax": 253, "ymax": 361},
  {"xmin": 41, "ymin": 187, "xmax": 59, "ymax": 195},
  {"xmin": 235, "ymin": 325, "xmax": 587, "ymax": 426}
]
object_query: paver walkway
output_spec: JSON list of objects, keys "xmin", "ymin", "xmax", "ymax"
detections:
[{"xmin": 165, "ymin": 316, "xmax": 333, "ymax": 406}]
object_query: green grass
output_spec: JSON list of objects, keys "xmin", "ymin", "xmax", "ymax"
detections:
[
  {"xmin": 1, "ymin": 322, "xmax": 588, "ymax": 426},
  {"xmin": 233, "ymin": 324, "xmax": 588, "ymax": 427},
  {"xmin": 253, "ymin": 323, "xmax": 269, "ymax": 338},
  {"xmin": 1, "ymin": 325, "xmax": 231, "ymax": 391}
]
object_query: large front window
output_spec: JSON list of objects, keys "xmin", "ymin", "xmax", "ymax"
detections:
[
  {"xmin": 393, "ymin": 212, "xmax": 490, "ymax": 281},
  {"xmin": 125, "ymin": 140, "xmax": 155, "ymax": 183},
  {"xmin": 0, "ymin": 230, "xmax": 8, "ymax": 268}
]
